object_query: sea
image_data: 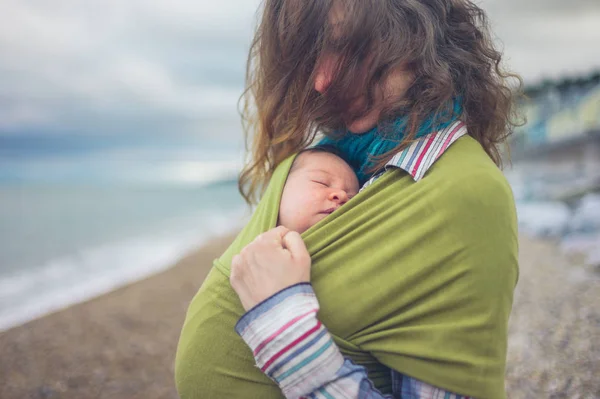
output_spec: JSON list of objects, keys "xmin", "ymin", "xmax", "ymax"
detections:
[{"xmin": 0, "ymin": 134, "xmax": 249, "ymax": 331}]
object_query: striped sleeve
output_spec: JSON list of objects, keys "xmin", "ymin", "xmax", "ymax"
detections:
[
  {"xmin": 235, "ymin": 284, "xmax": 471, "ymax": 399},
  {"xmin": 394, "ymin": 374, "xmax": 472, "ymax": 399},
  {"xmin": 235, "ymin": 283, "xmax": 394, "ymax": 399}
]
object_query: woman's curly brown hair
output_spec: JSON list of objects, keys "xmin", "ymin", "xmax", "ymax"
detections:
[{"xmin": 238, "ymin": 0, "xmax": 523, "ymax": 204}]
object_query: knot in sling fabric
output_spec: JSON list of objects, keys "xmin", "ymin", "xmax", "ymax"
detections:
[{"xmin": 175, "ymin": 135, "xmax": 519, "ymax": 399}]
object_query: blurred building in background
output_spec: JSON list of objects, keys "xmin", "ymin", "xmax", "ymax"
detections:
[
  {"xmin": 506, "ymin": 70, "xmax": 600, "ymax": 267},
  {"xmin": 511, "ymin": 71, "xmax": 600, "ymax": 184}
]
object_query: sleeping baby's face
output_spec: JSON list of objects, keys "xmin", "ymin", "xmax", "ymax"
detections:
[{"xmin": 278, "ymin": 150, "xmax": 359, "ymax": 234}]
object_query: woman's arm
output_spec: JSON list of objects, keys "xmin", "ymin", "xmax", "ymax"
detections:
[
  {"xmin": 235, "ymin": 283, "xmax": 393, "ymax": 398},
  {"xmin": 230, "ymin": 228, "xmax": 468, "ymax": 398},
  {"xmin": 236, "ymin": 283, "xmax": 469, "ymax": 399},
  {"xmin": 230, "ymin": 227, "xmax": 393, "ymax": 398}
]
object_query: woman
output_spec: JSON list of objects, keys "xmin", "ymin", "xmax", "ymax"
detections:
[{"xmin": 175, "ymin": 0, "xmax": 521, "ymax": 398}]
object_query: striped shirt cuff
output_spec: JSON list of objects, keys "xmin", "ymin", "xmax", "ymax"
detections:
[{"xmin": 235, "ymin": 283, "xmax": 345, "ymax": 398}]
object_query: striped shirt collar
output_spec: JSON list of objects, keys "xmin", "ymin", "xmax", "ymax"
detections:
[{"xmin": 361, "ymin": 120, "xmax": 467, "ymax": 189}]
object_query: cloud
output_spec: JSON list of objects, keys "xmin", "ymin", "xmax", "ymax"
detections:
[
  {"xmin": 482, "ymin": 0, "xmax": 600, "ymax": 82},
  {"xmin": 0, "ymin": 0, "xmax": 598, "ymax": 137},
  {"xmin": 0, "ymin": 0, "xmax": 260, "ymax": 137}
]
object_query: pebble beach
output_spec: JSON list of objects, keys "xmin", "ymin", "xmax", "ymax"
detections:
[{"xmin": 0, "ymin": 234, "xmax": 598, "ymax": 399}]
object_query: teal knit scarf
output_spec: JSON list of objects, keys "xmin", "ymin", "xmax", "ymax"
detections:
[{"xmin": 317, "ymin": 101, "xmax": 462, "ymax": 184}]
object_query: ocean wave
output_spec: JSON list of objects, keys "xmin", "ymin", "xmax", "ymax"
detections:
[{"xmin": 0, "ymin": 208, "xmax": 248, "ymax": 332}]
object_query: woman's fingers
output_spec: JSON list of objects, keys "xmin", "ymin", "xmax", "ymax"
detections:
[
  {"xmin": 272, "ymin": 225, "xmax": 291, "ymax": 237},
  {"xmin": 282, "ymin": 231, "xmax": 309, "ymax": 262},
  {"xmin": 253, "ymin": 226, "xmax": 290, "ymax": 247},
  {"xmin": 267, "ymin": 226, "xmax": 291, "ymax": 245},
  {"xmin": 230, "ymin": 227, "xmax": 310, "ymax": 311},
  {"xmin": 230, "ymin": 254, "xmax": 243, "ymax": 286}
]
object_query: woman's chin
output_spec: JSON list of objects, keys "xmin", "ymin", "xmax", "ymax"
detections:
[
  {"xmin": 345, "ymin": 112, "xmax": 380, "ymax": 134},
  {"xmin": 346, "ymin": 122, "xmax": 375, "ymax": 134}
]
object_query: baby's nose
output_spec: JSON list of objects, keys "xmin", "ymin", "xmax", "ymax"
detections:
[{"xmin": 329, "ymin": 189, "xmax": 349, "ymax": 204}]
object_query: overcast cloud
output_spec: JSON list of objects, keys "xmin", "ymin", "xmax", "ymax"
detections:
[{"xmin": 0, "ymin": 0, "xmax": 599, "ymax": 138}]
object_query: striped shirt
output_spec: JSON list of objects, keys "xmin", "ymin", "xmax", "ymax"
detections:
[
  {"xmin": 361, "ymin": 120, "xmax": 467, "ymax": 189},
  {"xmin": 235, "ymin": 122, "xmax": 471, "ymax": 399}
]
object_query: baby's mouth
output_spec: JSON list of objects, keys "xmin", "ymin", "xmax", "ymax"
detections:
[{"xmin": 321, "ymin": 207, "xmax": 337, "ymax": 215}]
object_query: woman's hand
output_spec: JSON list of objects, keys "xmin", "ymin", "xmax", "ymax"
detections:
[{"xmin": 230, "ymin": 226, "xmax": 311, "ymax": 311}]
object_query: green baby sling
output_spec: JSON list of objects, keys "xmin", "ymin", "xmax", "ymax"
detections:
[{"xmin": 175, "ymin": 136, "xmax": 519, "ymax": 399}]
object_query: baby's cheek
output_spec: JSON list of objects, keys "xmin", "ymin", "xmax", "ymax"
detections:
[
  {"xmin": 296, "ymin": 213, "xmax": 323, "ymax": 234},
  {"xmin": 314, "ymin": 212, "xmax": 328, "ymax": 224},
  {"xmin": 294, "ymin": 198, "xmax": 321, "ymax": 230}
]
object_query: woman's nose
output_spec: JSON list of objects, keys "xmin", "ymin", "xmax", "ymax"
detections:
[
  {"xmin": 314, "ymin": 54, "xmax": 337, "ymax": 93},
  {"xmin": 328, "ymin": 189, "xmax": 349, "ymax": 204}
]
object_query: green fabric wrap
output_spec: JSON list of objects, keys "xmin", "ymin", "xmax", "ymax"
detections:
[{"xmin": 175, "ymin": 136, "xmax": 519, "ymax": 399}]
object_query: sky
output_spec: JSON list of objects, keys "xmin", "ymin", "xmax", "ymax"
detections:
[{"xmin": 0, "ymin": 0, "xmax": 599, "ymax": 139}]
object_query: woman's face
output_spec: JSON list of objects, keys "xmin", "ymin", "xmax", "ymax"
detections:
[{"xmin": 313, "ymin": 2, "xmax": 415, "ymax": 134}]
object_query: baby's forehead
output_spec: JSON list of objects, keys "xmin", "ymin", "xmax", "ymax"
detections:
[
  {"xmin": 293, "ymin": 150, "xmax": 343, "ymax": 172},
  {"xmin": 297, "ymin": 149, "xmax": 330, "ymax": 162},
  {"xmin": 292, "ymin": 150, "xmax": 358, "ymax": 182}
]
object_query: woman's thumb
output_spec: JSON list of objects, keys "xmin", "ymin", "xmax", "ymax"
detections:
[{"xmin": 282, "ymin": 231, "xmax": 309, "ymax": 260}]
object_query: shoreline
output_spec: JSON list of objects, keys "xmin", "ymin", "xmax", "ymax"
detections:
[
  {"xmin": 1, "ymin": 234, "xmax": 598, "ymax": 398},
  {"xmin": 0, "ymin": 233, "xmax": 236, "ymax": 399},
  {"xmin": 0, "ymin": 225, "xmax": 244, "ymax": 333}
]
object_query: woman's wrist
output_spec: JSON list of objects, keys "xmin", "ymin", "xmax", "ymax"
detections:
[
  {"xmin": 235, "ymin": 283, "xmax": 316, "ymax": 347},
  {"xmin": 235, "ymin": 282, "xmax": 313, "ymax": 326}
]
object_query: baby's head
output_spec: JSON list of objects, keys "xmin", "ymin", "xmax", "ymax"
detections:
[{"xmin": 278, "ymin": 147, "xmax": 359, "ymax": 234}]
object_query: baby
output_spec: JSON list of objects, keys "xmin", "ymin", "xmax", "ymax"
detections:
[{"xmin": 278, "ymin": 147, "xmax": 359, "ymax": 234}]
